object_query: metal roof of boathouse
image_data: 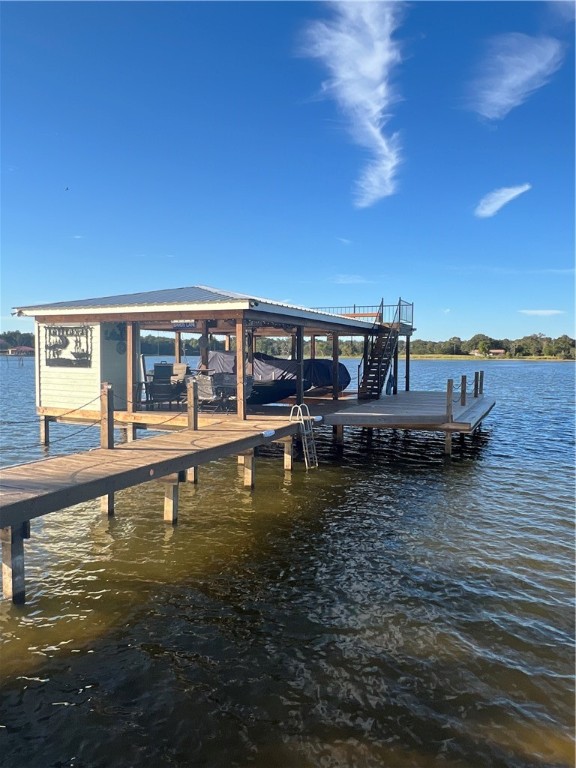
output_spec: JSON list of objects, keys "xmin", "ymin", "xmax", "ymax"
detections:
[{"xmin": 13, "ymin": 284, "xmax": 383, "ymax": 335}]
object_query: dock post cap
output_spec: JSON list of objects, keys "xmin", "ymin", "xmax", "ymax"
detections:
[
  {"xmin": 261, "ymin": 430, "xmax": 276, "ymax": 438},
  {"xmin": 313, "ymin": 416, "xmax": 323, "ymax": 423}
]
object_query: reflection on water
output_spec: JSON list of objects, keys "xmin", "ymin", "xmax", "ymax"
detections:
[{"xmin": 0, "ymin": 358, "xmax": 574, "ymax": 767}]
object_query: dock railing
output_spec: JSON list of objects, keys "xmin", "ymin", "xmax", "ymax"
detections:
[
  {"xmin": 313, "ymin": 298, "xmax": 414, "ymax": 330},
  {"xmin": 446, "ymin": 371, "xmax": 485, "ymax": 422}
]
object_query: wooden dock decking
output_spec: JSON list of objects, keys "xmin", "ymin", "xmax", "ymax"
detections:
[
  {"xmin": 0, "ymin": 415, "xmax": 300, "ymax": 529},
  {"xmin": 0, "ymin": 414, "xmax": 302, "ymax": 602},
  {"xmin": 1, "ymin": 388, "xmax": 495, "ymax": 603}
]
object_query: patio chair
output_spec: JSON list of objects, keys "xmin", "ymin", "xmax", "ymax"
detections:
[
  {"xmin": 194, "ymin": 373, "xmax": 229, "ymax": 412},
  {"xmin": 145, "ymin": 362, "xmax": 183, "ymax": 409}
]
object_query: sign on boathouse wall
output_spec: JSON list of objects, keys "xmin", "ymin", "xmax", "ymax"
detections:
[{"xmin": 45, "ymin": 326, "xmax": 93, "ymax": 367}]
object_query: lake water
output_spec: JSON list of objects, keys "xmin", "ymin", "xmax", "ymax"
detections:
[{"xmin": 0, "ymin": 357, "xmax": 574, "ymax": 768}]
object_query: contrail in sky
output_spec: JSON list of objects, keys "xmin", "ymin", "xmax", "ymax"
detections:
[{"xmin": 301, "ymin": 1, "xmax": 404, "ymax": 208}]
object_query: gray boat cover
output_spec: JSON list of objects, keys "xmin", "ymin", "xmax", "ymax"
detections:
[{"xmin": 207, "ymin": 351, "xmax": 350, "ymax": 391}]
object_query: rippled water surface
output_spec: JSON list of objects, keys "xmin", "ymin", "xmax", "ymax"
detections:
[{"xmin": 0, "ymin": 357, "xmax": 574, "ymax": 767}]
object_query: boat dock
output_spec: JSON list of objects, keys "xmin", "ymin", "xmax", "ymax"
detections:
[
  {"xmin": 1, "ymin": 377, "xmax": 495, "ymax": 604},
  {"xmin": 0, "ymin": 412, "xmax": 303, "ymax": 603},
  {"xmin": 3, "ymin": 284, "xmax": 496, "ymax": 604}
]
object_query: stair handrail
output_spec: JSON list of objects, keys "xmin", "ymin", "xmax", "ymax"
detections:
[
  {"xmin": 358, "ymin": 298, "xmax": 402, "ymax": 396},
  {"xmin": 357, "ymin": 298, "xmax": 384, "ymax": 392}
]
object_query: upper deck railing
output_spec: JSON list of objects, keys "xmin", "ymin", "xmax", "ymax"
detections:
[{"xmin": 314, "ymin": 298, "xmax": 414, "ymax": 330}]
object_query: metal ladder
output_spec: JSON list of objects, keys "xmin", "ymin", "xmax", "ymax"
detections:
[{"xmin": 289, "ymin": 404, "xmax": 318, "ymax": 469}]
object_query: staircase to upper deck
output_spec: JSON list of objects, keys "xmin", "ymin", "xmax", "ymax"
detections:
[
  {"xmin": 356, "ymin": 299, "xmax": 414, "ymax": 400},
  {"xmin": 312, "ymin": 297, "xmax": 414, "ymax": 400}
]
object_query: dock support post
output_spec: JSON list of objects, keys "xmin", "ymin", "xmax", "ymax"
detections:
[
  {"xmin": 479, "ymin": 371, "xmax": 484, "ymax": 395},
  {"xmin": 393, "ymin": 344, "xmax": 399, "ymax": 394},
  {"xmin": 332, "ymin": 334, "xmax": 340, "ymax": 400},
  {"xmin": 296, "ymin": 327, "xmax": 304, "ymax": 405},
  {"xmin": 474, "ymin": 372, "xmax": 479, "ymax": 398},
  {"xmin": 405, "ymin": 336, "xmax": 411, "ymax": 391},
  {"xmin": 446, "ymin": 378, "xmax": 454, "ymax": 423},
  {"xmin": 235, "ymin": 319, "xmax": 247, "ymax": 420},
  {"xmin": 40, "ymin": 416, "xmax": 52, "ymax": 446},
  {"xmin": 283, "ymin": 437, "xmax": 293, "ymax": 471},
  {"xmin": 100, "ymin": 382, "xmax": 115, "ymax": 514},
  {"xmin": 186, "ymin": 379, "xmax": 199, "ymax": 483},
  {"xmin": 444, "ymin": 432, "xmax": 453, "ymax": 455},
  {"xmin": 1, "ymin": 523, "xmax": 27, "ymax": 603},
  {"xmin": 243, "ymin": 450, "xmax": 255, "ymax": 488},
  {"xmin": 187, "ymin": 379, "xmax": 198, "ymax": 431},
  {"xmin": 164, "ymin": 482, "xmax": 179, "ymax": 524},
  {"xmin": 460, "ymin": 375, "xmax": 467, "ymax": 406},
  {"xmin": 125, "ymin": 424, "xmax": 137, "ymax": 442},
  {"xmin": 333, "ymin": 425, "xmax": 344, "ymax": 444}
]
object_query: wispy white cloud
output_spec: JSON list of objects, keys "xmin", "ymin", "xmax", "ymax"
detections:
[
  {"xmin": 301, "ymin": 1, "xmax": 404, "ymax": 207},
  {"xmin": 337, "ymin": 237, "xmax": 352, "ymax": 245},
  {"xmin": 331, "ymin": 274, "xmax": 372, "ymax": 285},
  {"xmin": 467, "ymin": 33, "xmax": 564, "ymax": 120},
  {"xmin": 443, "ymin": 308, "xmax": 451, "ymax": 314},
  {"xmin": 519, "ymin": 309, "xmax": 565, "ymax": 316},
  {"xmin": 474, "ymin": 183, "xmax": 532, "ymax": 217}
]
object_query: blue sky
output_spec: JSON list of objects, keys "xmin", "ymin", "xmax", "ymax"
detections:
[{"xmin": 1, "ymin": 1, "xmax": 574, "ymax": 341}]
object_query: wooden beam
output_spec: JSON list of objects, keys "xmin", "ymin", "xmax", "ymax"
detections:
[
  {"xmin": 405, "ymin": 336, "xmax": 411, "ymax": 391},
  {"xmin": 296, "ymin": 327, "xmax": 304, "ymax": 404},
  {"xmin": 40, "ymin": 416, "xmax": 51, "ymax": 446},
  {"xmin": 100, "ymin": 383, "xmax": 114, "ymax": 449},
  {"xmin": 174, "ymin": 331, "xmax": 181, "ymax": 364},
  {"xmin": 163, "ymin": 482, "xmax": 179, "ymax": 524},
  {"xmin": 1, "ymin": 524, "xmax": 26, "ymax": 603},
  {"xmin": 243, "ymin": 450, "xmax": 255, "ymax": 488},
  {"xmin": 283, "ymin": 438, "xmax": 293, "ymax": 471},
  {"xmin": 332, "ymin": 334, "xmax": 339, "ymax": 401},
  {"xmin": 100, "ymin": 493, "xmax": 115, "ymax": 516},
  {"xmin": 126, "ymin": 322, "xmax": 137, "ymax": 415},
  {"xmin": 236, "ymin": 319, "xmax": 247, "ymax": 420},
  {"xmin": 187, "ymin": 379, "xmax": 198, "ymax": 431}
]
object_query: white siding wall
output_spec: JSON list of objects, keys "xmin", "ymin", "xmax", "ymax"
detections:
[
  {"xmin": 38, "ymin": 323, "xmax": 101, "ymax": 410},
  {"xmin": 100, "ymin": 323, "xmax": 133, "ymax": 405}
]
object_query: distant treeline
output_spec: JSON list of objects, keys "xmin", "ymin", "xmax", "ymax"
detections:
[
  {"xmin": 1, "ymin": 331, "xmax": 574, "ymax": 359},
  {"xmin": 400, "ymin": 333, "xmax": 575, "ymax": 359}
]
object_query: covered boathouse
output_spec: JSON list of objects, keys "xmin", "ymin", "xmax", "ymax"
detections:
[
  {"xmin": 12, "ymin": 285, "xmax": 415, "ymax": 435},
  {"xmin": 2, "ymin": 286, "xmax": 495, "ymax": 602}
]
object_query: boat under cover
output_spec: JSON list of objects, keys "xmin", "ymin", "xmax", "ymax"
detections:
[{"xmin": 207, "ymin": 351, "xmax": 351, "ymax": 404}]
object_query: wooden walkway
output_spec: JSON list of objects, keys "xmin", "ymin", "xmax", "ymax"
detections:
[
  {"xmin": 0, "ymin": 415, "xmax": 301, "ymax": 602},
  {"xmin": 1, "ymin": 385, "xmax": 496, "ymax": 603}
]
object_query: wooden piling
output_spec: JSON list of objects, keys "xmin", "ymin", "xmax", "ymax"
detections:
[
  {"xmin": 100, "ymin": 382, "xmax": 115, "ymax": 513},
  {"xmin": 446, "ymin": 378, "xmax": 454, "ymax": 423},
  {"xmin": 40, "ymin": 416, "xmax": 51, "ymax": 446},
  {"xmin": 187, "ymin": 379, "xmax": 198, "ymax": 431},
  {"xmin": 283, "ymin": 437, "xmax": 293, "ymax": 471},
  {"xmin": 243, "ymin": 450, "xmax": 255, "ymax": 488},
  {"xmin": 460, "ymin": 375, "xmax": 467, "ymax": 406},
  {"xmin": 1, "ymin": 523, "xmax": 26, "ymax": 603},
  {"xmin": 100, "ymin": 382, "xmax": 114, "ymax": 449},
  {"xmin": 163, "ymin": 482, "xmax": 179, "ymax": 524}
]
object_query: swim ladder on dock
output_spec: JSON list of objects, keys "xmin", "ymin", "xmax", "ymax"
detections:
[{"xmin": 290, "ymin": 404, "xmax": 319, "ymax": 469}]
